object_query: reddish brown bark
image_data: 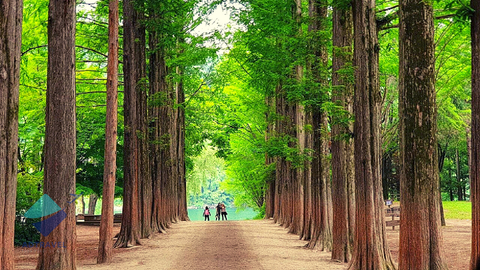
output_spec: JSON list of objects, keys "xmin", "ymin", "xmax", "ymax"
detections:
[
  {"xmin": 97, "ymin": 0, "xmax": 119, "ymax": 263},
  {"xmin": 37, "ymin": 0, "xmax": 77, "ymax": 268},
  {"xmin": 265, "ymin": 95, "xmax": 276, "ymax": 220},
  {"xmin": 398, "ymin": 1, "xmax": 447, "ymax": 269},
  {"xmin": 273, "ymin": 83, "xmax": 296, "ymax": 228},
  {"xmin": 307, "ymin": 112, "xmax": 332, "ymax": 251},
  {"xmin": 134, "ymin": 10, "xmax": 152, "ymax": 239},
  {"xmin": 176, "ymin": 65, "xmax": 189, "ymax": 221},
  {"xmin": 471, "ymin": 0, "xmax": 480, "ymax": 268},
  {"xmin": 300, "ymin": 111, "xmax": 313, "ymax": 240},
  {"xmin": 287, "ymin": 0, "xmax": 304, "ymax": 236},
  {"xmin": 149, "ymin": 28, "xmax": 171, "ymax": 232},
  {"xmin": 0, "ymin": 1, "xmax": 22, "ymax": 269},
  {"xmin": 273, "ymin": 84, "xmax": 283, "ymax": 224},
  {"xmin": 306, "ymin": 0, "xmax": 332, "ymax": 251},
  {"xmin": 115, "ymin": 0, "xmax": 141, "ymax": 248},
  {"xmin": 331, "ymin": 2, "xmax": 355, "ymax": 263},
  {"xmin": 347, "ymin": 0, "xmax": 394, "ymax": 269},
  {"xmin": 88, "ymin": 194, "xmax": 98, "ymax": 215}
]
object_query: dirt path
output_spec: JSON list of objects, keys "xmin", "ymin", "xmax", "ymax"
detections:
[
  {"xmin": 15, "ymin": 219, "xmax": 471, "ymax": 269},
  {"xmin": 78, "ymin": 220, "xmax": 345, "ymax": 270}
]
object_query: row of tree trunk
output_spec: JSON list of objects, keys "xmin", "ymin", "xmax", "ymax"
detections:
[
  {"xmin": 265, "ymin": 0, "xmax": 454, "ymax": 269},
  {"xmin": 0, "ymin": 0, "xmax": 190, "ymax": 268},
  {"xmin": 113, "ymin": 0, "xmax": 190, "ymax": 253}
]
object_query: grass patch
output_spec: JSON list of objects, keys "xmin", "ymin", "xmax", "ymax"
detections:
[{"xmin": 442, "ymin": 201, "xmax": 471, "ymax": 220}]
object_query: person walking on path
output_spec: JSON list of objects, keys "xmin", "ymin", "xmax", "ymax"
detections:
[
  {"xmin": 215, "ymin": 203, "xmax": 221, "ymax": 221},
  {"xmin": 221, "ymin": 203, "xmax": 228, "ymax": 221},
  {"xmin": 203, "ymin": 206, "xmax": 211, "ymax": 221}
]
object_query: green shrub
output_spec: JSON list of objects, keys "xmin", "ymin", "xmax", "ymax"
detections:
[
  {"xmin": 14, "ymin": 218, "xmax": 40, "ymax": 246},
  {"xmin": 15, "ymin": 173, "xmax": 43, "ymax": 246}
]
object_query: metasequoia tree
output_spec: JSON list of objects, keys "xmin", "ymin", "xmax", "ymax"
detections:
[
  {"xmin": 0, "ymin": 1, "xmax": 22, "ymax": 269},
  {"xmin": 37, "ymin": 0, "xmax": 77, "ymax": 269},
  {"xmin": 98, "ymin": 0, "xmax": 119, "ymax": 263},
  {"xmin": 398, "ymin": 0, "xmax": 447, "ymax": 269},
  {"xmin": 306, "ymin": 0, "xmax": 333, "ymax": 251},
  {"xmin": 135, "ymin": 6, "xmax": 152, "ymax": 239},
  {"xmin": 176, "ymin": 63, "xmax": 190, "ymax": 221},
  {"xmin": 300, "ymin": 109, "xmax": 313, "ymax": 240},
  {"xmin": 265, "ymin": 94, "xmax": 276, "ymax": 220},
  {"xmin": 289, "ymin": 0, "xmax": 305, "ymax": 236},
  {"xmin": 115, "ymin": 0, "xmax": 141, "ymax": 248},
  {"xmin": 149, "ymin": 23, "xmax": 172, "ymax": 232},
  {"xmin": 471, "ymin": 0, "xmax": 480, "ymax": 268},
  {"xmin": 347, "ymin": 0, "xmax": 395, "ymax": 268},
  {"xmin": 331, "ymin": 0, "xmax": 355, "ymax": 262}
]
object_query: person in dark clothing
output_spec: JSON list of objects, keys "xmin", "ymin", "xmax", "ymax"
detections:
[
  {"xmin": 203, "ymin": 206, "xmax": 211, "ymax": 221},
  {"xmin": 221, "ymin": 203, "xmax": 227, "ymax": 220},
  {"xmin": 215, "ymin": 203, "xmax": 221, "ymax": 220}
]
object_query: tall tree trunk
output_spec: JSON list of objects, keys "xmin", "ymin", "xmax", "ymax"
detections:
[
  {"xmin": 331, "ymin": 2, "xmax": 355, "ymax": 263},
  {"xmin": 274, "ymin": 83, "xmax": 294, "ymax": 227},
  {"xmin": 398, "ymin": 0, "xmax": 447, "ymax": 268},
  {"xmin": 0, "ymin": 1, "xmax": 22, "ymax": 269},
  {"xmin": 288, "ymin": 0, "xmax": 304, "ymax": 236},
  {"xmin": 135, "ymin": 8, "xmax": 152, "ymax": 239},
  {"xmin": 115, "ymin": 0, "xmax": 141, "ymax": 248},
  {"xmin": 170, "ymin": 76, "xmax": 179, "ymax": 224},
  {"xmin": 306, "ymin": 0, "xmax": 332, "ymax": 251},
  {"xmin": 37, "ymin": 0, "xmax": 77, "ymax": 269},
  {"xmin": 273, "ymin": 84, "xmax": 283, "ymax": 224},
  {"xmin": 300, "ymin": 111, "xmax": 313, "ymax": 240},
  {"xmin": 265, "ymin": 95, "xmax": 276, "ymax": 219},
  {"xmin": 81, "ymin": 195, "xmax": 85, "ymax": 214},
  {"xmin": 467, "ymin": 124, "xmax": 472, "ymax": 202},
  {"xmin": 348, "ymin": 0, "xmax": 394, "ymax": 269},
  {"xmin": 150, "ymin": 28, "xmax": 170, "ymax": 233},
  {"xmin": 97, "ymin": 0, "xmax": 119, "ymax": 263},
  {"xmin": 176, "ymin": 65, "xmax": 189, "ymax": 221},
  {"xmin": 470, "ymin": 0, "xmax": 480, "ymax": 267},
  {"xmin": 88, "ymin": 194, "xmax": 98, "ymax": 215},
  {"xmin": 438, "ymin": 143, "xmax": 447, "ymax": 225},
  {"xmin": 456, "ymin": 148, "xmax": 464, "ymax": 201}
]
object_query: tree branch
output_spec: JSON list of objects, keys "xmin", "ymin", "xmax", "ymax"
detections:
[
  {"xmin": 376, "ymin": 5, "xmax": 398, "ymax": 14},
  {"xmin": 21, "ymin": 45, "xmax": 48, "ymax": 56}
]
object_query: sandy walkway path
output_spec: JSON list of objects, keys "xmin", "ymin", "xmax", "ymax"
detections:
[{"xmin": 78, "ymin": 220, "xmax": 346, "ymax": 270}]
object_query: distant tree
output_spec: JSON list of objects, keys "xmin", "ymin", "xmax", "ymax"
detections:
[
  {"xmin": 176, "ymin": 62, "xmax": 190, "ymax": 221},
  {"xmin": 36, "ymin": 0, "xmax": 77, "ymax": 269},
  {"xmin": 0, "ymin": 0, "xmax": 23, "ymax": 269},
  {"xmin": 98, "ymin": 0, "xmax": 119, "ymax": 263}
]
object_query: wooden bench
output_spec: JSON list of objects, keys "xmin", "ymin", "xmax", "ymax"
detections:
[
  {"xmin": 77, "ymin": 214, "xmax": 122, "ymax": 226},
  {"xmin": 114, "ymin": 213, "xmax": 122, "ymax": 223},
  {"xmin": 385, "ymin": 206, "xmax": 400, "ymax": 230}
]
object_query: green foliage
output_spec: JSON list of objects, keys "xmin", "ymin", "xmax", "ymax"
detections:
[
  {"xmin": 15, "ymin": 173, "xmax": 43, "ymax": 246},
  {"xmin": 187, "ymin": 145, "xmax": 231, "ymax": 207},
  {"xmin": 16, "ymin": 173, "xmax": 43, "ymax": 214}
]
